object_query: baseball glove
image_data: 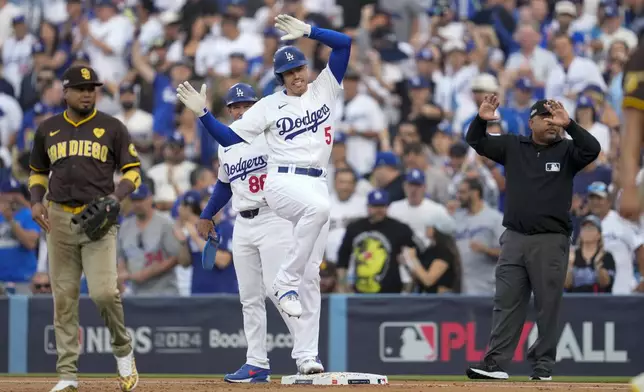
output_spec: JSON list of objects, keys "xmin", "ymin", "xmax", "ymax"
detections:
[{"xmin": 71, "ymin": 197, "xmax": 120, "ymax": 241}]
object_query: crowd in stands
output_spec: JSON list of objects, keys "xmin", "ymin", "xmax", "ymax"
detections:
[{"xmin": 0, "ymin": 0, "xmax": 642, "ymax": 297}]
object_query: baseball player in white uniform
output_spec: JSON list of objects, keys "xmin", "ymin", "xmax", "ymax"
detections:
[
  {"xmin": 177, "ymin": 14, "xmax": 351, "ymax": 318},
  {"xmin": 197, "ymin": 84, "xmax": 324, "ymax": 381}
]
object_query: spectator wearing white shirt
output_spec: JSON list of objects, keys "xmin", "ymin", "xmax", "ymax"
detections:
[
  {"xmin": 327, "ymin": 168, "xmax": 368, "ymax": 263},
  {"xmin": 388, "ymin": 168, "xmax": 455, "ymax": 248},
  {"xmin": 337, "ymin": 70, "xmax": 386, "ymax": 177},
  {"xmin": 147, "ymin": 133, "xmax": 198, "ymax": 212},
  {"xmin": 574, "ymin": 95, "xmax": 610, "ymax": 157},
  {"xmin": 254, "ymin": 0, "xmax": 280, "ymax": 33},
  {"xmin": 83, "ymin": 0, "xmax": 134, "ymax": 84},
  {"xmin": 2, "ymin": 15, "xmax": 37, "ymax": 98},
  {"xmin": 222, "ymin": 0, "xmax": 259, "ymax": 35},
  {"xmin": 114, "ymin": 83, "xmax": 154, "ymax": 170},
  {"xmin": 159, "ymin": 11, "xmax": 184, "ymax": 63},
  {"xmin": 136, "ymin": 0, "xmax": 164, "ymax": 55},
  {"xmin": 0, "ymin": 92, "xmax": 23, "ymax": 149},
  {"xmin": 546, "ymin": 33, "xmax": 607, "ymax": 115},
  {"xmin": 0, "ymin": 0, "xmax": 20, "ymax": 50},
  {"xmin": 195, "ymin": 13, "xmax": 262, "ymax": 78},
  {"xmin": 594, "ymin": 5, "xmax": 638, "ymax": 56},
  {"xmin": 587, "ymin": 182, "xmax": 643, "ymax": 294},
  {"xmin": 505, "ymin": 24, "xmax": 558, "ymax": 92},
  {"xmin": 434, "ymin": 40, "xmax": 479, "ymax": 123}
]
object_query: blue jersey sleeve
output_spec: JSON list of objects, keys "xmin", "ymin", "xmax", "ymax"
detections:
[
  {"xmin": 198, "ymin": 111, "xmax": 245, "ymax": 147},
  {"xmin": 308, "ymin": 26, "xmax": 351, "ymax": 84},
  {"xmin": 200, "ymin": 180, "xmax": 233, "ymax": 220}
]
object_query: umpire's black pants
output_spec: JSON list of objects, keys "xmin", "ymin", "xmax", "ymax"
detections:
[{"xmin": 484, "ymin": 229, "xmax": 570, "ymax": 374}]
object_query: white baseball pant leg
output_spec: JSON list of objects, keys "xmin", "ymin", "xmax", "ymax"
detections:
[
  {"xmin": 232, "ymin": 215, "xmax": 271, "ymax": 369},
  {"xmin": 264, "ymin": 170, "xmax": 330, "ymax": 293},
  {"xmin": 258, "ymin": 211, "xmax": 325, "ymax": 363}
]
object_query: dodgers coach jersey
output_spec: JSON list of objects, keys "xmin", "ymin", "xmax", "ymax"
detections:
[
  {"xmin": 218, "ymin": 133, "xmax": 270, "ymax": 212},
  {"xmin": 229, "ymin": 66, "xmax": 343, "ymax": 169}
]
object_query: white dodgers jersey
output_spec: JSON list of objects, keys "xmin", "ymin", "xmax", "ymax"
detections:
[
  {"xmin": 229, "ymin": 66, "xmax": 343, "ymax": 169},
  {"xmin": 218, "ymin": 133, "xmax": 270, "ymax": 212}
]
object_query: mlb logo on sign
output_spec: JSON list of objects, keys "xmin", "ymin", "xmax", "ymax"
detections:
[
  {"xmin": 545, "ymin": 162, "xmax": 560, "ymax": 172},
  {"xmin": 379, "ymin": 322, "xmax": 438, "ymax": 362}
]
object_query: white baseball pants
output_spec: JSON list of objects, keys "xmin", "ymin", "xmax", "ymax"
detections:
[
  {"xmin": 232, "ymin": 208, "xmax": 322, "ymax": 368},
  {"xmin": 264, "ymin": 167, "xmax": 330, "ymax": 294}
]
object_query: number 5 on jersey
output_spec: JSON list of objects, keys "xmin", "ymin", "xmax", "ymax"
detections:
[{"xmin": 249, "ymin": 174, "xmax": 266, "ymax": 193}]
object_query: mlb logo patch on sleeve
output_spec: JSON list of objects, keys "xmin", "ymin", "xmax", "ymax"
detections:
[{"xmin": 545, "ymin": 162, "xmax": 560, "ymax": 172}]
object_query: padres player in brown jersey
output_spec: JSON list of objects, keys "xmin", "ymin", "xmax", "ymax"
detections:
[
  {"xmin": 28, "ymin": 65, "xmax": 141, "ymax": 392},
  {"xmin": 618, "ymin": 4, "xmax": 644, "ymax": 295}
]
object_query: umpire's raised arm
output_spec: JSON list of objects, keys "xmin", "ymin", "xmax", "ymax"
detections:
[
  {"xmin": 466, "ymin": 95, "xmax": 509, "ymax": 165},
  {"xmin": 560, "ymin": 104, "xmax": 602, "ymax": 170}
]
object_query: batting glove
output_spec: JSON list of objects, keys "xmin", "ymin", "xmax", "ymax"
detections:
[
  {"xmin": 274, "ymin": 14, "xmax": 311, "ymax": 41},
  {"xmin": 176, "ymin": 81, "xmax": 208, "ymax": 117}
]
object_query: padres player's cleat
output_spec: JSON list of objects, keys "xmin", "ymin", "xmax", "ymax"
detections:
[
  {"xmin": 49, "ymin": 380, "xmax": 78, "ymax": 392},
  {"xmin": 116, "ymin": 351, "xmax": 139, "ymax": 391},
  {"xmin": 298, "ymin": 357, "xmax": 325, "ymax": 375},
  {"xmin": 274, "ymin": 289, "xmax": 303, "ymax": 317},
  {"xmin": 224, "ymin": 364, "xmax": 271, "ymax": 383}
]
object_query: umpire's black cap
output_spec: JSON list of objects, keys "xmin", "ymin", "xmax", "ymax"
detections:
[
  {"xmin": 529, "ymin": 99, "xmax": 551, "ymax": 119},
  {"xmin": 61, "ymin": 65, "xmax": 103, "ymax": 89}
]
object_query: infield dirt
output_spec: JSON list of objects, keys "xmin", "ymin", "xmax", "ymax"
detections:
[{"xmin": 0, "ymin": 378, "xmax": 631, "ymax": 392}]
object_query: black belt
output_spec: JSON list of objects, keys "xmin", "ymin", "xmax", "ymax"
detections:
[
  {"xmin": 277, "ymin": 166, "xmax": 323, "ymax": 177},
  {"xmin": 239, "ymin": 208, "xmax": 260, "ymax": 219}
]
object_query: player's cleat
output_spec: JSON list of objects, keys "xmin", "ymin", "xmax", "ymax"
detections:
[
  {"xmin": 116, "ymin": 350, "xmax": 139, "ymax": 391},
  {"xmin": 224, "ymin": 364, "xmax": 271, "ymax": 383},
  {"xmin": 274, "ymin": 289, "xmax": 302, "ymax": 317},
  {"xmin": 49, "ymin": 380, "xmax": 78, "ymax": 392},
  {"xmin": 529, "ymin": 369, "xmax": 552, "ymax": 381},
  {"xmin": 466, "ymin": 361, "xmax": 509, "ymax": 380},
  {"xmin": 298, "ymin": 357, "xmax": 325, "ymax": 375}
]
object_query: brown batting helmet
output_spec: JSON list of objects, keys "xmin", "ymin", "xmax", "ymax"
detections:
[{"xmin": 61, "ymin": 65, "xmax": 103, "ymax": 88}]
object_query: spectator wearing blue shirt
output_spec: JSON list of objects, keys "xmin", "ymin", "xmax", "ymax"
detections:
[
  {"xmin": 176, "ymin": 191, "xmax": 238, "ymax": 294},
  {"xmin": 0, "ymin": 177, "xmax": 40, "ymax": 294},
  {"xmin": 508, "ymin": 78, "xmax": 535, "ymax": 133}
]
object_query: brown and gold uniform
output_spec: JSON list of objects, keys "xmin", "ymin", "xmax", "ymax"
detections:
[{"xmin": 29, "ymin": 108, "xmax": 141, "ymax": 380}]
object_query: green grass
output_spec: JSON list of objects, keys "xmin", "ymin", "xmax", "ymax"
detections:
[{"xmin": 0, "ymin": 374, "xmax": 632, "ymax": 383}]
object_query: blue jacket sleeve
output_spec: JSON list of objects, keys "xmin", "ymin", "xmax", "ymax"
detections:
[
  {"xmin": 200, "ymin": 180, "xmax": 233, "ymax": 220},
  {"xmin": 308, "ymin": 26, "xmax": 351, "ymax": 84},
  {"xmin": 199, "ymin": 110, "xmax": 245, "ymax": 147}
]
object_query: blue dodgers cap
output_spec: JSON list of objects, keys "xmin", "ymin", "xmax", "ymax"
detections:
[
  {"xmin": 182, "ymin": 190, "xmax": 203, "ymax": 209},
  {"xmin": 516, "ymin": 78, "xmax": 533, "ymax": 90},
  {"xmin": 374, "ymin": 151, "xmax": 399, "ymax": 169},
  {"xmin": 0, "ymin": 176, "xmax": 22, "ymax": 193},
  {"xmin": 415, "ymin": 48, "xmax": 434, "ymax": 61},
  {"xmin": 130, "ymin": 183, "xmax": 151, "ymax": 200},
  {"xmin": 577, "ymin": 94, "xmax": 594, "ymax": 109},
  {"xmin": 588, "ymin": 181, "xmax": 609, "ymax": 198},
  {"xmin": 408, "ymin": 76, "xmax": 431, "ymax": 89},
  {"xmin": 12, "ymin": 15, "xmax": 25, "ymax": 24},
  {"xmin": 603, "ymin": 4, "xmax": 619, "ymax": 18},
  {"xmin": 405, "ymin": 168, "xmax": 425, "ymax": 185},
  {"xmin": 224, "ymin": 83, "xmax": 258, "ymax": 106},
  {"xmin": 368, "ymin": 189, "xmax": 390, "ymax": 206},
  {"xmin": 581, "ymin": 215, "xmax": 602, "ymax": 232},
  {"xmin": 167, "ymin": 131, "xmax": 185, "ymax": 147},
  {"xmin": 119, "ymin": 83, "xmax": 136, "ymax": 94}
]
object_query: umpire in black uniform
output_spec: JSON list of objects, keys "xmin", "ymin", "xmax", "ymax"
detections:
[{"xmin": 464, "ymin": 96, "xmax": 600, "ymax": 381}]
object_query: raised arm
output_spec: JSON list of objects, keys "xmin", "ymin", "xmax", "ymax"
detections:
[
  {"xmin": 465, "ymin": 95, "xmax": 508, "ymax": 164},
  {"xmin": 176, "ymin": 82, "xmax": 245, "ymax": 147},
  {"xmin": 274, "ymin": 15, "xmax": 351, "ymax": 84}
]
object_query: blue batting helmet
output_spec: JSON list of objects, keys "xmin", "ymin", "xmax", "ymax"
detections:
[
  {"xmin": 273, "ymin": 45, "xmax": 308, "ymax": 85},
  {"xmin": 224, "ymin": 83, "xmax": 258, "ymax": 106}
]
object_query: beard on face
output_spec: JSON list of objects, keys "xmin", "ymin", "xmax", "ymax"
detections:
[{"xmin": 70, "ymin": 102, "xmax": 95, "ymax": 116}]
